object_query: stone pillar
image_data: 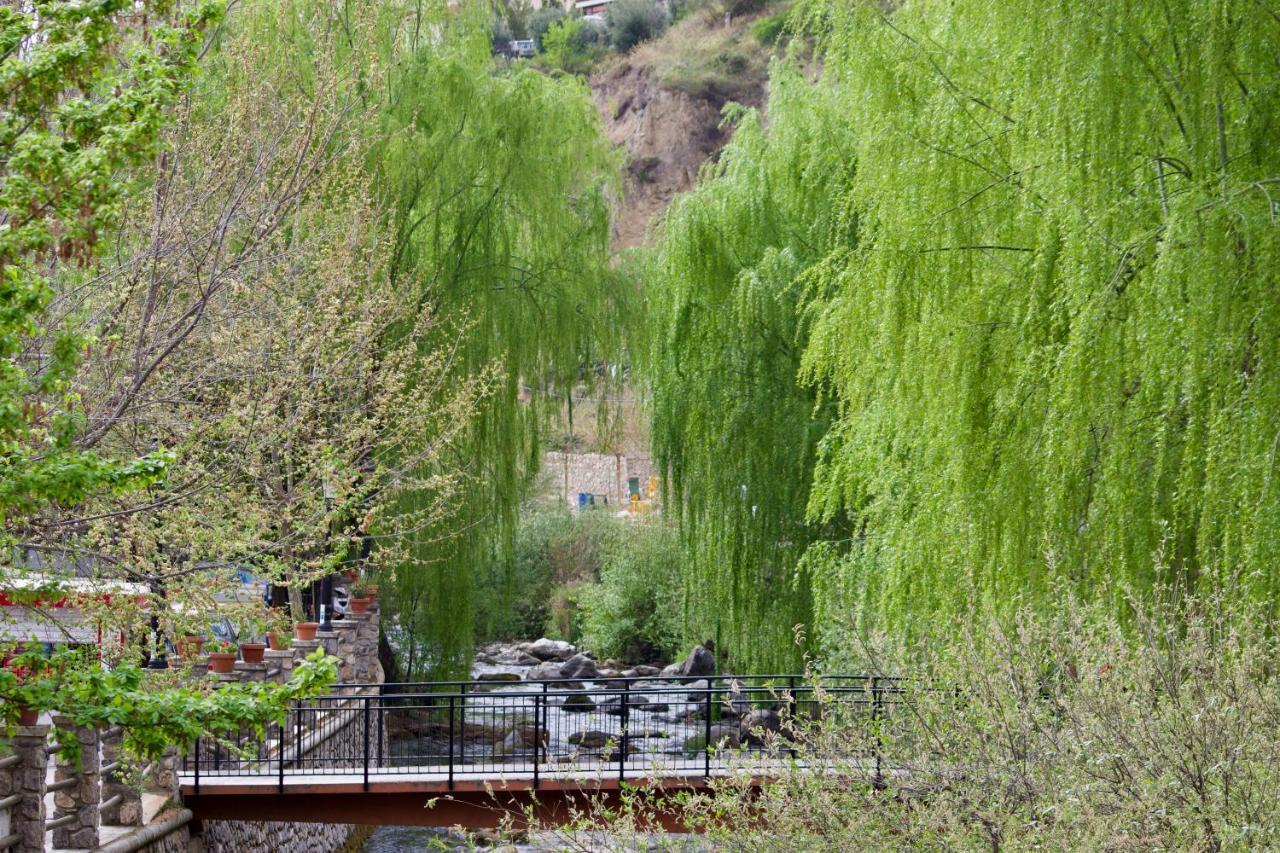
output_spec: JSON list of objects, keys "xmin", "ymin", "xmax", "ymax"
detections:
[
  {"xmin": 334, "ymin": 619, "xmax": 360, "ymax": 683},
  {"xmin": 147, "ymin": 745, "xmax": 181, "ymax": 803},
  {"xmin": 315, "ymin": 627, "xmax": 340, "ymax": 659},
  {"xmin": 234, "ymin": 660, "xmax": 268, "ymax": 683},
  {"xmin": 292, "ymin": 638, "xmax": 320, "ymax": 666},
  {"xmin": 51, "ymin": 715, "xmax": 100, "ymax": 849},
  {"xmin": 264, "ymin": 649, "xmax": 293, "ymax": 684},
  {"xmin": 5, "ymin": 724, "xmax": 49, "ymax": 853},
  {"xmin": 100, "ymin": 726, "xmax": 142, "ymax": 827}
]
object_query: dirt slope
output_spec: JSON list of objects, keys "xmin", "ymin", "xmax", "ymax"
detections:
[{"xmin": 591, "ymin": 15, "xmax": 770, "ymax": 249}]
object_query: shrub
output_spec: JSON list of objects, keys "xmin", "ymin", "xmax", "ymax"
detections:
[
  {"xmin": 752, "ymin": 11, "xmax": 788, "ymax": 45},
  {"xmin": 539, "ymin": 18, "xmax": 606, "ymax": 75},
  {"xmin": 529, "ymin": 6, "xmax": 567, "ymax": 50},
  {"xmin": 607, "ymin": 0, "xmax": 669, "ymax": 51},
  {"xmin": 577, "ymin": 521, "xmax": 683, "ymax": 663}
]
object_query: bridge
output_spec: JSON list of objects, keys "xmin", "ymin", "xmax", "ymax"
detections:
[{"xmin": 180, "ymin": 674, "xmax": 901, "ymax": 830}]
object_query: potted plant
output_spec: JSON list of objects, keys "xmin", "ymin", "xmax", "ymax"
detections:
[
  {"xmin": 295, "ymin": 620, "xmax": 319, "ymax": 642},
  {"xmin": 177, "ymin": 634, "xmax": 206, "ymax": 659},
  {"xmin": 265, "ymin": 609, "xmax": 293, "ymax": 650},
  {"xmin": 1, "ymin": 648, "xmax": 57, "ymax": 726},
  {"xmin": 349, "ymin": 577, "xmax": 373, "ymax": 614},
  {"xmin": 207, "ymin": 640, "xmax": 237, "ymax": 674}
]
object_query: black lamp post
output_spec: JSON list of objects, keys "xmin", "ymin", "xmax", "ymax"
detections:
[
  {"xmin": 146, "ymin": 575, "xmax": 167, "ymax": 669},
  {"xmin": 318, "ymin": 482, "xmax": 335, "ymax": 633}
]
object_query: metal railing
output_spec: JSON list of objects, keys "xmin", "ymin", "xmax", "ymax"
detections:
[{"xmin": 182, "ymin": 674, "xmax": 906, "ymax": 792}]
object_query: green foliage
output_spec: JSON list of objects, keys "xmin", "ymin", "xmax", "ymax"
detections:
[
  {"xmin": 577, "ymin": 520, "xmax": 683, "ymax": 663},
  {"xmin": 539, "ymin": 18, "xmax": 606, "ymax": 75},
  {"xmin": 648, "ymin": 0, "xmax": 1280, "ymax": 665},
  {"xmin": 529, "ymin": 6, "xmax": 568, "ymax": 49},
  {"xmin": 608, "ymin": 0, "xmax": 669, "ymax": 51},
  {"xmin": 0, "ymin": 1, "xmax": 216, "ymax": 530},
  {"xmin": 476, "ymin": 503, "xmax": 617, "ymax": 642},
  {"xmin": 370, "ymin": 6, "xmax": 627, "ymax": 679},
  {"xmin": 648, "ymin": 64, "xmax": 854, "ymax": 672},
  {"xmin": 2, "ymin": 646, "xmax": 336, "ymax": 762},
  {"xmin": 751, "ymin": 11, "xmax": 788, "ymax": 45}
]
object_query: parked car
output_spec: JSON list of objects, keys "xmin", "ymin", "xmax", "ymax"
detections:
[{"xmin": 510, "ymin": 39, "xmax": 536, "ymax": 58}]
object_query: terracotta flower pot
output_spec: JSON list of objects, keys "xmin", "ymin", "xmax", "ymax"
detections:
[
  {"xmin": 267, "ymin": 632, "xmax": 290, "ymax": 651},
  {"xmin": 350, "ymin": 596, "xmax": 371, "ymax": 614},
  {"xmin": 177, "ymin": 635, "xmax": 205, "ymax": 658},
  {"xmin": 295, "ymin": 622, "xmax": 319, "ymax": 642},
  {"xmin": 17, "ymin": 704, "xmax": 39, "ymax": 726},
  {"xmin": 239, "ymin": 642, "xmax": 266, "ymax": 664},
  {"xmin": 208, "ymin": 652, "xmax": 236, "ymax": 674},
  {"xmin": 366, "ymin": 588, "xmax": 378, "ymax": 605}
]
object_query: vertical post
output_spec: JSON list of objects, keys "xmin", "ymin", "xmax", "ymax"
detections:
[
  {"xmin": 704, "ymin": 682, "xmax": 713, "ymax": 778},
  {"xmin": 363, "ymin": 695, "xmax": 371, "ymax": 791},
  {"xmin": 872, "ymin": 675, "xmax": 883, "ymax": 787},
  {"xmin": 377, "ymin": 695, "xmax": 384, "ymax": 768},
  {"xmin": 532, "ymin": 689, "xmax": 541, "ymax": 789},
  {"xmin": 7, "ymin": 722, "xmax": 49, "ymax": 853},
  {"xmin": 278, "ymin": 704, "xmax": 286, "ymax": 793},
  {"xmin": 447, "ymin": 695, "xmax": 455, "ymax": 791},
  {"xmin": 788, "ymin": 675, "xmax": 798, "ymax": 759},
  {"xmin": 458, "ymin": 685, "xmax": 466, "ymax": 769},
  {"xmin": 193, "ymin": 736, "xmax": 200, "ymax": 795},
  {"xmin": 618, "ymin": 679, "xmax": 629, "ymax": 782}
]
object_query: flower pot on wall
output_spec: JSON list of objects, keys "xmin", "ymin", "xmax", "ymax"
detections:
[
  {"xmin": 267, "ymin": 632, "xmax": 290, "ymax": 651},
  {"xmin": 177, "ymin": 635, "xmax": 205, "ymax": 659},
  {"xmin": 295, "ymin": 622, "xmax": 319, "ymax": 642},
  {"xmin": 17, "ymin": 704, "xmax": 39, "ymax": 726},
  {"xmin": 239, "ymin": 642, "xmax": 266, "ymax": 664},
  {"xmin": 349, "ymin": 597, "xmax": 371, "ymax": 614},
  {"xmin": 208, "ymin": 652, "xmax": 236, "ymax": 674}
]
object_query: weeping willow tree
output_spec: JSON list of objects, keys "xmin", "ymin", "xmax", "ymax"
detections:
[
  {"xmin": 794, "ymin": 0, "xmax": 1280, "ymax": 643},
  {"xmin": 651, "ymin": 0, "xmax": 1280, "ymax": 665},
  {"xmin": 649, "ymin": 66, "xmax": 856, "ymax": 672},
  {"xmin": 371, "ymin": 4, "xmax": 627, "ymax": 678}
]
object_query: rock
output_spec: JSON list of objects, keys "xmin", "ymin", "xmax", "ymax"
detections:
[
  {"xmin": 681, "ymin": 644, "xmax": 717, "ymax": 677},
  {"xmin": 740, "ymin": 709, "xmax": 782, "ymax": 745},
  {"xmin": 684, "ymin": 724, "xmax": 741, "ymax": 754},
  {"xmin": 477, "ymin": 671, "xmax": 521, "ymax": 682},
  {"xmin": 524, "ymin": 638, "xmax": 576, "ymax": 661},
  {"xmin": 559, "ymin": 653, "xmax": 599, "ymax": 680},
  {"xmin": 491, "ymin": 731, "xmax": 528, "ymax": 757},
  {"xmin": 496, "ymin": 649, "xmax": 540, "ymax": 666},
  {"xmin": 603, "ymin": 659, "xmax": 626, "ymax": 670},
  {"xmin": 636, "ymin": 700, "xmax": 670, "ymax": 713},
  {"xmin": 632, "ymin": 664, "xmax": 662, "ymax": 677},
  {"xmin": 599, "ymin": 694, "xmax": 651, "ymax": 716},
  {"xmin": 525, "ymin": 661, "xmax": 564, "ymax": 681},
  {"xmin": 660, "ymin": 662, "xmax": 684, "ymax": 679},
  {"xmin": 474, "ymin": 652, "xmax": 497, "ymax": 664},
  {"xmin": 685, "ymin": 679, "xmax": 709, "ymax": 701},
  {"xmin": 562, "ymin": 693, "xmax": 596, "ymax": 712},
  {"xmin": 568, "ymin": 730, "xmax": 613, "ymax": 749}
]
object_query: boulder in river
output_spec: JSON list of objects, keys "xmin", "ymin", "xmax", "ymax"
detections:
[
  {"xmin": 559, "ymin": 653, "xmax": 599, "ymax": 680},
  {"xmin": 681, "ymin": 644, "xmax": 717, "ymax": 677},
  {"xmin": 477, "ymin": 671, "xmax": 521, "ymax": 682},
  {"xmin": 562, "ymin": 693, "xmax": 596, "ymax": 713},
  {"xmin": 496, "ymin": 649, "xmax": 541, "ymax": 666},
  {"xmin": 568, "ymin": 730, "xmax": 612, "ymax": 749},
  {"xmin": 525, "ymin": 661, "xmax": 564, "ymax": 681},
  {"xmin": 523, "ymin": 638, "xmax": 577, "ymax": 661},
  {"xmin": 740, "ymin": 708, "xmax": 783, "ymax": 745}
]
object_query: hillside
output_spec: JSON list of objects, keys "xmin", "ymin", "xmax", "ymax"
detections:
[{"xmin": 590, "ymin": 9, "xmax": 774, "ymax": 249}]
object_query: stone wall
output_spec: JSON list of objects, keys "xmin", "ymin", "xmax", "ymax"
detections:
[
  {"xmin": 544, "ymin": 451, "xmax": 655, "ymax": 508},
  {"xmin": 200, "ymin": 819, "xmax": 354, "ymax": 853}
]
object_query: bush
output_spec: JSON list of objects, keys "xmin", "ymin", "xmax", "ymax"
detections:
[
  {"xmin": 752, "ymin": 11, "xmax": 788, "ymax": 45},
  {"xmin": 475, "ymin": 503, "xmax": 616, "ymax": 641},
  {"xmin": 529, "ymin": 6, "xmax": 567, "ymax": 50},
  {"xmin": 607, "ymin": 0, "xmax": 669, "ymax": 51},
  {"xmin": 577, "ymin": 521, "xmax": 683, "ymax": 663},
  {"xmin": 539, "ymin": 18, "xmax": 606, "ymax": 75}
]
